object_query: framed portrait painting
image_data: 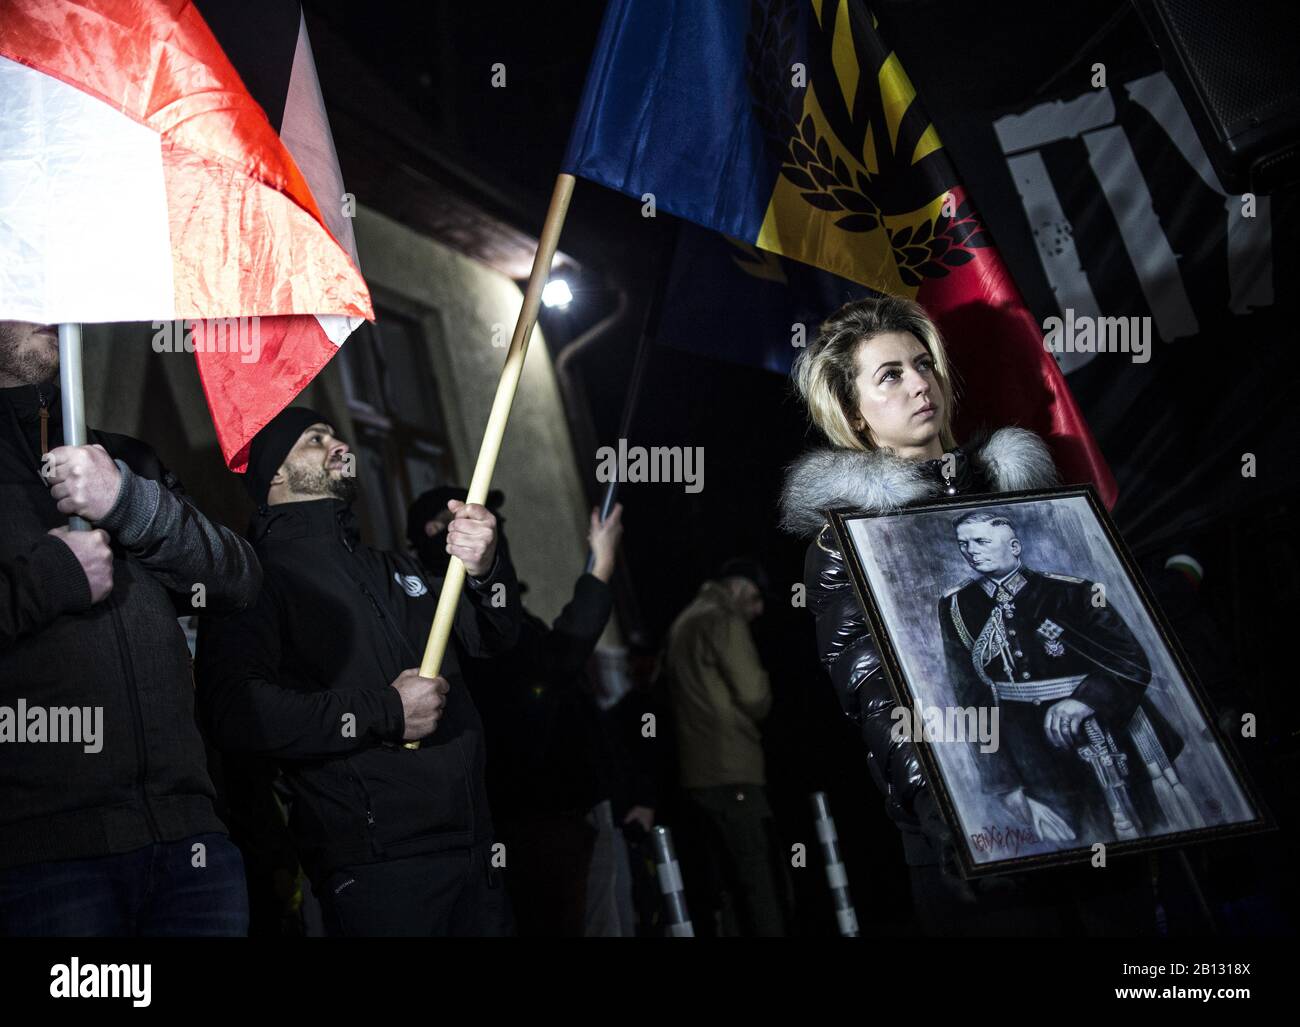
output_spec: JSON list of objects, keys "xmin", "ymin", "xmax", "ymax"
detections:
[{"xmin": 828, "ymin": 486, "xmax": 1268, "ymax": 878}]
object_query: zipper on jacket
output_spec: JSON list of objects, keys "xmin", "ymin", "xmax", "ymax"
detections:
[
  {"xmin": 345, "ymin": 758, "xmax": 384, "ymax": 857},
  {"xmin": 333, "ymin": 508, "xmax": 381, "ymax": 841},
  {"xmin": 328, "ymin": 510, "xmax": 403, "ymax": 689},
  {"xmin": 357, "ymin": 578, "xmax": 421, "ymax": 666},
  {"xmin": 456, "ymin": 737, "xmax": 477, "ymax": 840},
  {"xmin": 332, "ymin": 506, "xmax": 457, "ymax": 848},
  {"xmin": 335, "ymin": 506, "xmax": 421, "ymax": 667},
  {"xmin": 107, "ymin": 595, "xmax": 163, "ymax": 841},
  {"xmin": 36, "ymin": 384, "xmax": 50, "ymax": 456}
]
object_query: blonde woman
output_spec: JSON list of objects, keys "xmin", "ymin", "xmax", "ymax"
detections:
[{"xmin": 779, "ymin": 296, "xmax": 1153, "ymax": 936}]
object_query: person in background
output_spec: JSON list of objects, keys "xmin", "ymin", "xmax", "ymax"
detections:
[
  {"xmin": 600, "ymin": 634, "xmax": 667, "ymax": 935},
  {"xmin": 664, "ymin": 558, "xmax": 788, "ymax": 937}
]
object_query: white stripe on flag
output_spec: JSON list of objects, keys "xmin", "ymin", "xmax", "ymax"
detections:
[
  {"xmin": 0, "ymin": 55, "xmax": 175, "ymax": 324},
  {"xmin": 315, "ymin": 312, "xmax": 360, "ymax": 346},
  {"xmin": 282, "ymin": 13, "xmax": 363, "ymax": 350},
  {"xmin": 281, "ymin": 11, "xmax": 360, "ymax": 269}
]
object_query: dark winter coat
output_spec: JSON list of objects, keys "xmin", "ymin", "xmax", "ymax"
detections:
[
  {"xmin": 463, "ymin": 572, "xmax": 614, "ymax": 820},
  {"xmin": 0, "ymin": 383, "xmax": 260, "ymax": 870},
  {"xmin": 195, "ymin": 497, "xmax": 519, "ymax": 883}
]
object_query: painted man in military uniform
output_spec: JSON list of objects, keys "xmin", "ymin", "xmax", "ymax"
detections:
[{"xmin": 938, "ymin": 510, "xmax": 1187, "ymax": 846}]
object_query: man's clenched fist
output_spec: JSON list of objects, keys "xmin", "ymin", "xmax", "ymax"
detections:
[
  {"xmin": 389, "ymin": 668, "xmax": 451, "ymax": 741},
  {"xmin": 48, "ymin": 525, "xmax": 114, "ymax": 604},
  {"xmin": 444, "ymin": 499, "xmax": 498, "ymax": 578},
  {"xmin": 43, "ymin": 444, "xmax": 121, "ymax": 521}
]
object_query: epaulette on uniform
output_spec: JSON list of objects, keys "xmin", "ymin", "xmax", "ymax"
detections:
[
  {"xmin": 943, "ymin": 576, "xmax": 979, "ymax": 598},
  {"xmin": 1042, "ymin": 571, "xmax": 1086, "ymax": 583}
]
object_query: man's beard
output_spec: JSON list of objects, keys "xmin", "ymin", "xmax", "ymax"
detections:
[
  {"xmin": 285, "ymin": 464, "xmax": 359, "ymax": 503},
  {"xmin": 0, "ymin": 323, "xmax": 58, "ymax": 385}
]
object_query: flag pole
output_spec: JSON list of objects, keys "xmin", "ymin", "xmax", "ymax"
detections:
[
  {"xmin": 582, "ymin": 217, "xmax": 679, "ymax": 572},
  {"xmin": 405, "ymin": 172, "xmax": 576, "ymax": 748},
  {"xmin": 582, "ymin": 324, "xmax": 649, "ymax": 573},
  {"xmin": 58, "ymin": 323, "xmax": 90, "ymax": 532}
]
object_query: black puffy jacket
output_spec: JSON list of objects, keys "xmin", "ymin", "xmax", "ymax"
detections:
[{"xmin": 779, "ymin": 427, "xmax": 1059, "ymax": 865}]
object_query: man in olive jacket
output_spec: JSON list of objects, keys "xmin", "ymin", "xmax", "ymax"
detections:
[
  {"xmin": 664, "ymin": 558, "xmax": 785, "ymax": 936},
  {"xmin": 0, "ymin": 320, "xmax": 260, "ymax": 937}
]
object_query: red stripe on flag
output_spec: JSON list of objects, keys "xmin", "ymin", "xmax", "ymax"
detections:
[
  {"xmin": 191, "ymin": 315, "xmax": 339, "ymax": 473},
  {"xmin": 919, "ymin": 191, "xmax": 1118, "ymax": 509},
  {"xmin": 161, "ymin": 141, "xmax": 368, "ymax": 318}
]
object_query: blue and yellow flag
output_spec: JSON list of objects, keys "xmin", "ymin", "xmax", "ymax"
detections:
[
  {"xmin": 562, "ymin": 0, "xmax": 1119, "ymax": 506},
  {"xmin": 562, "ymin": 0, "xmax": 983, "ymax": 296}
]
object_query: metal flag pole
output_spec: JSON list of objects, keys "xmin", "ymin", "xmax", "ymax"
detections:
[
  {"xmin": 405, "ymin": 173, "xmax": 576, "ymax": 749},
  {"xmin": 582, "ymin": 324, "xmax": 650, "ymax": 574},
  {"xmin": 58, "ymin": 323, "xmax": 89, "ymax": 531},
  {"xmin": 582, "ymin": 218, "xmax": 679, "ymax": 573}
]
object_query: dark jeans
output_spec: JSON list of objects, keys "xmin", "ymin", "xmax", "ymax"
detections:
[
  {"xmin": 0, "ymin": 832, "xmax": 249, "ymax": 937},
  {"xmin": 686, "ymin": 784, "xmax": 788, "ymax": 937},
  {"xmin": 317, "ymin": 843, "xmax": 513, "ymax": 937}
]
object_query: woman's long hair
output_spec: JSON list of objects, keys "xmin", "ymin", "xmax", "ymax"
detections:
[{"xmin": 791, "ymin": 295, "xmax": 960, "ymax": 452}]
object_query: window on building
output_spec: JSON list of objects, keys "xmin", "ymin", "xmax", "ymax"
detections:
[{"xmin": 336, "ymin": 292, "xmax": 457, "ymax": 552}]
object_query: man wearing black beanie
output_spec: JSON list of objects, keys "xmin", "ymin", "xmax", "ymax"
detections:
[{"xmin": 196, "ymin": 407, "xmax": 521, "ymax": 936}]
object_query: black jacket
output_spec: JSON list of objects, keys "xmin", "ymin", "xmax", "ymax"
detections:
[
  {"xmin": 464, "ymin": 572, "xmax": 614, "ymax": 820},
  {"xmin": 779, "ymin": 427, "xmax": 1060, "ymax": 865},
  {"xmin": 195, "ymin": 498, "xmax": 520, "ymax": 883},
  {"xmin": 0, "ymin": 383, "xmax": 260, "ymax": 870}
]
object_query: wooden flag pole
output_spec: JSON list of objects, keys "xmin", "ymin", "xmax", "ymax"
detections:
[{"xmin": 404, "ymin": 172, "xmax": 576, "ymax": 749}]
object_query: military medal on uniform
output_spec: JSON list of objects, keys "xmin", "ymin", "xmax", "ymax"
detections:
[{"xmin": 1037, "ymin": 617, "xmax": 1065, "ymax": 657}]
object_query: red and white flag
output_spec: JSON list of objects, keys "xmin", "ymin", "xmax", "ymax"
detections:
[{"xmin": 0, "ymin": 0, "xmax": 372, "ymax": 469}]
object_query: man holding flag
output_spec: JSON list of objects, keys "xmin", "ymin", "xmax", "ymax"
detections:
[
  {"xmin": 0, "ymin": 320, "xmax": 261, "ymax": 936},
  {"xmin": 196, "ymin": 407, "xmax": 521, "ymax": 937},
  {"xmin": 0, "ymin": 0, "xmax": 377, "ymax": 936}
]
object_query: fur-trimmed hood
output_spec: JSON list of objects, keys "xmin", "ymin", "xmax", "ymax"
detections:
[{"xmin": 778, "ymin": 427, "xmax": 1059, "ymax": 537}]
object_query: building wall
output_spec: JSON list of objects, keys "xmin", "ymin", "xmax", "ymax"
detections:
[
  {"xmin": 350, "ymin": 204, "xmax": 594, "ymax": 625},
  {"xmin": 80, "ymin": 202, "xmax": 596, "ymax": 629}
]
